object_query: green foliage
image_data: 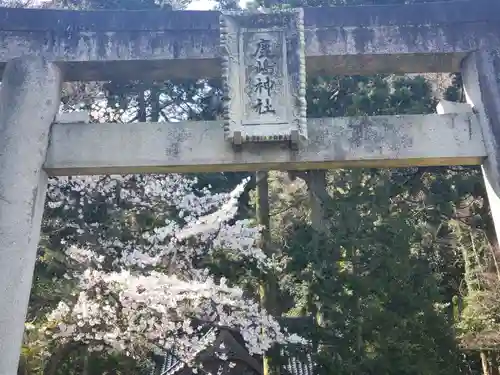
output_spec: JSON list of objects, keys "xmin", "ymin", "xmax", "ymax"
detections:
[
  {"xmin": 307, "ymin": 75, "xmax": 437, "ymax": 118},
  {"xmin": 265, "ymin": 46, "xmax": 481, "ymax": 375}
]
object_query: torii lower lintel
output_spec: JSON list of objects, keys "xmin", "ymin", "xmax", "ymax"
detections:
[{"xmin": 44, "ymin": 113, "xmax": 485, "ymax": 176}]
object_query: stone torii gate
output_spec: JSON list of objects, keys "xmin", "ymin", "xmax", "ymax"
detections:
[{"xmin": 0, "ymin": 0, "xmax": 500, "ymax": 373}]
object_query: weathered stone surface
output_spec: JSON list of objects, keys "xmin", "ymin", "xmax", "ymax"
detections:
[
  {"xmin": 55, "ymin": 111, "xmax": 90, "ymax": 123},
  {"xmin": 45, "ymin": 113, "xmax": 485, "ymax": 175},
  {"xmin": 462, "ymin": 49, "xmax": 500, "ymax": 245},
  {"xmin": 0, "ymin": 56, "xmax": 61, "ymax": 375},
  {"xmin": 437, "ymin": 100, "xmax": 474, "ymax": 115},
  {"xmin": 0, "ymin": 0, "xmax": 497, "ymax": 80},
  {"xmin": 220, "ymin": 9, "xmax": 306, "ymax": 143}
]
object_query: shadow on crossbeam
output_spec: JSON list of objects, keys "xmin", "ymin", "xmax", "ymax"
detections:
[{"xmin": 45, "ymin": 113, "xmax": 486, "ymax": 176}]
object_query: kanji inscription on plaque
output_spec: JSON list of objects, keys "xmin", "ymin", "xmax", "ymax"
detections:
[{"xmin": 220, "ymin": 9, "xmax": 307, "ymax": 145}]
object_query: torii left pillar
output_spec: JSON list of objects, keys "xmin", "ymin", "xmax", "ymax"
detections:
[{"xmin": 0, "ymin": 56, "xmax": 61, "ymax": 375}]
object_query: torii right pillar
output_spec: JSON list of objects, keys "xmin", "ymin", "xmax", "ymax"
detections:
[{"xmin": 462, "ymin": 49, "xmax": 500, "ymax": 245}]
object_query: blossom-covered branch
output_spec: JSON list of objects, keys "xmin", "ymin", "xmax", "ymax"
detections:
[{"xmin": 42, "ymin": 173, "xmax": 303, "ymax": 367}]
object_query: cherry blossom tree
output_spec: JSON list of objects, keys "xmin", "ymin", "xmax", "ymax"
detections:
[{"xmin": 39, "ymin": 172, "xmax": 301, "ymax": 370}]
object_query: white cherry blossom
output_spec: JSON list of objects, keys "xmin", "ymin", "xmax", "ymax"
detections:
[{"xmin": 42, "ymin": 173, "xmax": 302, "ymax": 368}]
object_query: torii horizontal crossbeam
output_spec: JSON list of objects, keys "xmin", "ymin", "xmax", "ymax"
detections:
[
  {"xmin": 0, "ymin": 0, "xmax": 499, "ymax": 81},
  {"xmin": 44, "ymin": 113, "xmax": 486, "ymax": 176}
]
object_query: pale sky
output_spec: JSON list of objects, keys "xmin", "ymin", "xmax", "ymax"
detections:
[
  {"xmin": 186, "ymin": 0, "xmax": 216, "ymax": 9},
  {"xmin": 186, "ymin": 0, "xmax": 247, "ymax": 10}
]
